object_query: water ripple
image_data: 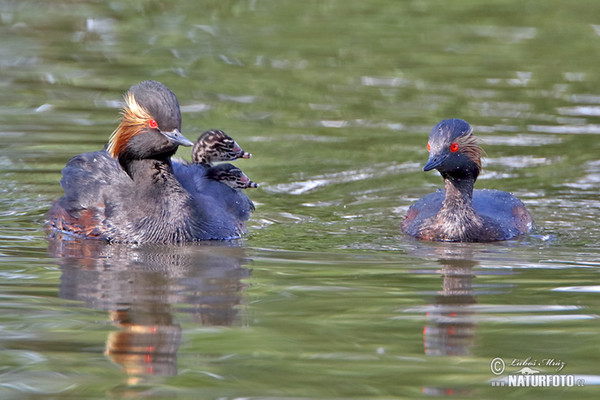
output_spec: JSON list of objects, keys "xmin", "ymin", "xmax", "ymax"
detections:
[
  {"xmin": 265, "ymin": 162, "xmax": 418, "ymax": 195},
  {"xmin": 552, "ymin": 286, "xmax": 600, "ymax": 293},
  {"xmin": 528, "ymin": 124, "xmax": 600, "ymax": 134}
]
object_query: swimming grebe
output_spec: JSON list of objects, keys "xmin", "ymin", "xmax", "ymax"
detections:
[
  {"xmin": 46, "ymin": 80, "xmax": 254, "ymax": 243},
  {"xmin": 402, "ymin": 119, "xmax": 533, "ymax": 242},
  {"xmin": 207, "ymin": 163, "xmax": 259, "ymax": 189}
]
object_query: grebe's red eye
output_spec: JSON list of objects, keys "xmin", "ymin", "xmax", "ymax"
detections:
[
  {"xmin": 427, "ymin": 142, "xmax": 431, "ymax": 152},
  {"xmin": 450, "ymin": 142, "xmax": 459, "ymax": 153},
  {"xmin": 149, "ymin": 119, "xmax": 158, "ymax": 129}
]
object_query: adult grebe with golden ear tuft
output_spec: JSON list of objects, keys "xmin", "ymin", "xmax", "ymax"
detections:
[
  {"xmin": 46, "ymin": 80, "xmax": 254, "ymax": 243},
  {"xmin": 402, "ymin": 119, "xmax": 534, "ymax": 242}
]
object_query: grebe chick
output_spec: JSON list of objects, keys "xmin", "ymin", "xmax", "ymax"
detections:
[
  {"xmin": 171, "ymin": 129, "xmax": 251, "ymax": 187},
  {"xmin": 207, "ymin": 163, "xmax": 259, "ymax": 189},
  {"xmin": 192, "ymin": 129, "xmax": 251, "ymax": 165},
  {"xmin": 402, "ymin": 119, "xmax": 534, "ymax": 242},
  {"xmin": 46, "ymin": 80, "xmax": 254, "ymax": 243}
]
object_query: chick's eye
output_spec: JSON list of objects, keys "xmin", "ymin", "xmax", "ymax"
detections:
[
  {"xmin": 149, "ymin": 119, "xmax": 158, "ymax": 129},
  {"xmin": 450, "ymin": 142, "xmax": 459, "ymax": 153},
  {"xmin": 427, "ymin": 142, "xmax": 431, "ymax": 152}
]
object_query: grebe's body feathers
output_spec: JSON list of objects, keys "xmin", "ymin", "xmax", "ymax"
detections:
[{"xmin": 402, "ymin": 188, "xmax": 533, "ymax": 242}]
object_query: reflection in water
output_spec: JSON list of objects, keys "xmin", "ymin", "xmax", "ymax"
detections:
[
  {"xmin": 106, "ymin": 308, "xmax": 181, "ymax": 379},
  {"xmin": 48, "ymin": 237, "xmax": 251, "ymax": 385},
  {"xmin": 411, "ymin": 245, "xmax": 480, "ymax": 358},
  {"xmin": 417, "ymin": 246, "xmax": 480, "ymax": 397},
  {"xmin": 423, "ymin": 257, "xmax": 477, "ymax": 357}
]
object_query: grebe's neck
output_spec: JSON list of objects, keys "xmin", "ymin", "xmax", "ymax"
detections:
[
  {"xmin": 418, "ymin": 174, "xmax": 484, "ymax": 242},
  {"xmin": 197, "ymin": 158, "xmax": 211, "ymax": 166},
  {"xmin": 442, "ymin": 175, "xmax": 475, "ymax": 210},
  {"xmin": 123, "ymin": 157, "xmax": 185, "ymax": 194}
]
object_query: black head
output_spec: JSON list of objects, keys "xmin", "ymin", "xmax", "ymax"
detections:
[
  {"xmin": 206, "ymin": 163, "xmax": 258, "ymax": 189},
  {"xmin": 107, "ymin": 81, "xmax": 193, "ymax": 167},
  {"xmin": 423, "ymin": 119, "xmax": 484, "ymax": 180},
  {"xmin": 192, "ymin": 130, "xmax": 251, "ymax": 164},
  {"xmin": 130, "ymin": 80, "xmax": 182, "ymax": 134}
]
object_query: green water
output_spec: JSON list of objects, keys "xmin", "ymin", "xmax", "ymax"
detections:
[{"xmin": 1, "ymin": 0, "xmax": 600, "ymax": 398}]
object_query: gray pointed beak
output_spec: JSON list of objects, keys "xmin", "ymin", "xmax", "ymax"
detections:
[
  {"xmin": 423, "ymin": 153, "xmax": 447, "ymax": 171},
  {"xmin": 162, "ymin": 128, "xmax": 194, "ymax": 147}
]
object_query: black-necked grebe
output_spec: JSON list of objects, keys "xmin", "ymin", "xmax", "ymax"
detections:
[
  {"xmin": 46, "ymin": 80, "xmax": 255, "ymax": 243},
  {"xmin": 171, "ymin": 129, "xmax": 252, "ymax": 193},
  {"xmin": 191, "ymin": 129, "xmax": 251, "ymax": 165},
  {"xmin": 402, "ymin": 119, "xmax": 533, "ymax": 242},
  {"xmin": 170, "ymin": 130, "xmax": 255, "ymax": 224},
  {"xmin": 207, "ymin": 163, "xmax": 259, "ymax": 189}
]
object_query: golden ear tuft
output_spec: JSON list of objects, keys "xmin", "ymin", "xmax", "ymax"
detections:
[
  {"xmin": 107, "ymin": 92, "xmax": 153, "ymax": 158},
  {"xmin": 456, "ymin": 132, "xmax": 485, "ymax": 170}
]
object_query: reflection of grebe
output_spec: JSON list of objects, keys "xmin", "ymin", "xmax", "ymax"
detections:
[
  {"xmin": 46, "ymin": 81, "xmax": 254, "ymax": 243},
  {"xmin": 52, "ymin": 239, "xmax": 251, "ymax": 383},
  {"xmin": 423, "ymin": 260, "xmax": 477, "ymax": 357},
  {"xmin": 418, "ymin": 247, "xmax": 479, "ymax": 397},
  {"xmin": 106, "ymin": 309, "xmax": 181, "ymax": 381},
  {"xmin": 403, "ymin": 119, "xmax": 534, "ymax": 242}
]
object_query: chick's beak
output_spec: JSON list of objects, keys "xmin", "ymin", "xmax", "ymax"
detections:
[
  {"xmin": 240, "ymin": 173, "xmax": 258, "ymax": 188},
  {"xmin": 233, "ymin": 142, "xmax": 252, "ymax": 159},
  {"xmin": 162, "ymin": 128, "xmax": 194, "ymax": 147}
]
